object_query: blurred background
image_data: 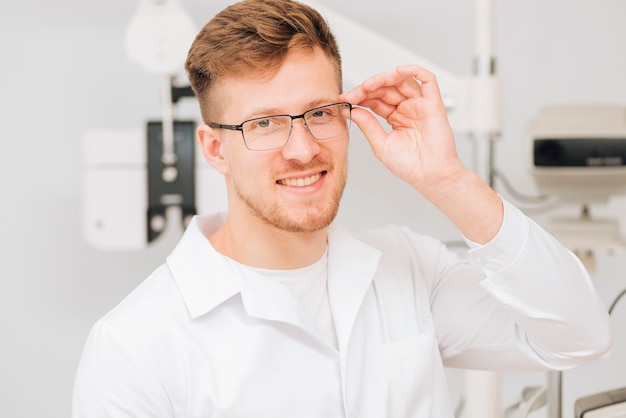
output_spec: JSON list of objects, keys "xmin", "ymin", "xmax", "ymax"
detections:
[{"xmin": 1, "ymin": 1, "xmax": 626, "ymax": 417}]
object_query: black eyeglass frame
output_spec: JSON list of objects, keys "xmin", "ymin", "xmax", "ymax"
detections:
[{"xmin": 207, "ymin": 102, "xmax": 353, "ymax": 151}]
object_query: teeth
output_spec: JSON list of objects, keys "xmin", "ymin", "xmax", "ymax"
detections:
[{"xmin": 279, "ymin": 173, "xmax": 322, "ymax": 187}]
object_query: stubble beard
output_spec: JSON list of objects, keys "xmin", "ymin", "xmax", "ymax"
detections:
[{"xmin": 235, "ymin": 163, "xmax": 347, "ymax": 234}]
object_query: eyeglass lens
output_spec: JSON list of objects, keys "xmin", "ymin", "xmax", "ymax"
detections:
[{"xmin": 242, "ymin": 103, "xmax": 351, "ymax": 150}]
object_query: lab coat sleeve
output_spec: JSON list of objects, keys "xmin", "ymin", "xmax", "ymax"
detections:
[
  {"xmin": 430, "ymin": 198, "xmax": 612, "ymax": 371},
  {"xmin": 72, "ymin": 320, "xmax": 174, "ymax": 418}
]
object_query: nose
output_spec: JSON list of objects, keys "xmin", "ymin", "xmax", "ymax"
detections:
[{"xmin": 280, "ymin": 118, "xmax": 320, "ymax": 163}]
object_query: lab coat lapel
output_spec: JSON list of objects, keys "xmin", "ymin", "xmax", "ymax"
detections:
[
  {"xmin": 235, "ymin": 267, "xmax": 323, "ymax": 341},
  {"xmin": 326, "ymin": 224, "xmax": 381, "ymax": 349}
]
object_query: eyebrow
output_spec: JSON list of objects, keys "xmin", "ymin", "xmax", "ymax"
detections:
[{"xmin": 242, "ymin": 98, "xmax": 339, "ymax": 120}]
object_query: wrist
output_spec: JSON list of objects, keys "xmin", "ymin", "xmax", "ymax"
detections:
[
  {"xmin": 419, "ymin": 169, "xmax": 504, "ymax": 244},
  {"xmin": 416, "ymin": 163, "xmax": 471, "ymax": 202}
]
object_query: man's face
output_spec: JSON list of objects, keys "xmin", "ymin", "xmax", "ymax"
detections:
[{"xmin": 209, "ymin": 48, "xmax": 349, "ymax": 234}]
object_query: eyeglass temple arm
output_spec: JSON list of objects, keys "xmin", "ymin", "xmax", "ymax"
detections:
[{"xmin": 207, "ymin": 123, "xmax": 243, "ymax": 131}]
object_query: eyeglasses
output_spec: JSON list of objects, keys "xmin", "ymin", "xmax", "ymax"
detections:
[{"xmin": 208, "ymin": 102, "xmax": 352, "ymax": 151}]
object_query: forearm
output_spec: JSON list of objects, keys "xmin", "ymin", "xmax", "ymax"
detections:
[
  {"xmin": 477, "ymin": 209, "xmax": 612, "ymax": 366},
  {"xmin": 437, "ymin": 200, "xmax": 612, "ymax": 370},
  {"xmin": 417, "ymin": 167, "xmax": 503, "ymax": 244}
]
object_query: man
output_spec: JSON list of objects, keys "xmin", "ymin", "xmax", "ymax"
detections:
[{"xmin": 72, "ymin": 0, "xmax": 612, "ymax": 416}]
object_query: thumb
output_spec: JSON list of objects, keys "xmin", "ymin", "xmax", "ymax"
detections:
[{"xmin": 350, "ymin": 107, "xmax": 388, "ymax": 156}]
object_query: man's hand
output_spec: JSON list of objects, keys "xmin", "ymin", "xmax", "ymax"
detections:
[
  {"xmin": 340, "ymin": 65, "xmax": 465, "ymax": 193},
  {"xmin": 341, "ymin": 65, "xmax": 503, "ymax": 244}
]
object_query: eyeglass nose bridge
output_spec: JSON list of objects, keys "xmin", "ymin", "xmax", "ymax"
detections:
[{"xmin": 284, "ymin": 112, "xmax": 315, "ymax": 143}]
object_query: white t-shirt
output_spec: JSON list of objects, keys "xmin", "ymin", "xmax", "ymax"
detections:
[{"xmin": 243, "ymin": 248, "xmax": 338, "ymax": 349}]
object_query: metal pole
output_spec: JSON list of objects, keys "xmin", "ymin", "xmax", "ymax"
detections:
[
  {"xmin": 462, "ymin": 2, "xmax": 501, "ymax": 415},
  {"xmin": 547, "ymin": 370, "xmax": 562, "ymax": 418}
]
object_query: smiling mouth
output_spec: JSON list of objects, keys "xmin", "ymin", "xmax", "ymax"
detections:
[{"xmin": 277, "ymin": 171, "xmax": 326, "ymax": 187}]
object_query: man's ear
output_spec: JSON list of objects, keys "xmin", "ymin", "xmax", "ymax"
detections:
[{"xmin": 197, "ymin": 124, "xmax": 228, "ymax": 175}]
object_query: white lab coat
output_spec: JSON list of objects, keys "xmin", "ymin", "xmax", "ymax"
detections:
[{"xmin": 72, "ymin": 200, "xmax": 611, "ymax": 418}]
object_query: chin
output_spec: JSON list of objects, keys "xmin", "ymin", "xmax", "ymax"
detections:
[
  {"xmin": 277, "ymin": 208, "xmax": 339, "ymax": 233},
  {"xmin": 268, "ymin": 199, "xmax": 341, "ymax": 233}
]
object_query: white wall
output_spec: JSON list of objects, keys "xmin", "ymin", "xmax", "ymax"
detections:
[{"xmin": 1, "ymin": 1, "xmax": 625, "ymax": 417}]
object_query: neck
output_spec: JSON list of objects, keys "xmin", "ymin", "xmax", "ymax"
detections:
[{"xmin": 210, "ymin": 216, "xmax": 329, "ymax": 270}]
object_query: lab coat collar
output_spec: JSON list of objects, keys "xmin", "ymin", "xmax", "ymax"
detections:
[
  {"xmin": 166, "ymin": 214, "xmax": 240, "ymax": 319},
  {"xmin": 167, "ymin": 215, "xmax": 323, "ymax": 339},
  {"xmin": 167, "ymin": 214, "xmax": 382, "ymax": 340}
]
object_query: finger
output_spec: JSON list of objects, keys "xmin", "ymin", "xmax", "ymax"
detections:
[
  {"xmin": 343, "ymin": 70, "xmax": 418, "ymax": 102},
  {"xmin": 361, "ymin": 70, "xmax": 405, "ymax": 89},
  {"xmin": 340, "ymin": 84, "xmax": 369, "ymax": 105},
  {"xmin": 395, "ymin": 76, "xmax": 424, "ymax": 100},
  {"xmin": 354, "ymin": 99, "xmax": 396, "ymax": 120},
  {"xmin": 341, "ymin": 80, "xmax": 396, "ymax": 105},
  {"xmin": 341, "ymin": 86, "xmax": 408, "ymax": 109},
  {"xmin": 396, "ymin": 65, "xmax": 442, "ymax": 100},
  {"xmin": 362, "ymin": 71, "xmax": 423, "ymax": 99},
  {"xmin": 349, "ymin": 106, "xmax": 389, "ymax": 155}
]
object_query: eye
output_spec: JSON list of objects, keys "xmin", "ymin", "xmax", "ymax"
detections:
[
  {"xmin": 307, "ymin": 107, "xmax": 335, "ymax": 124},
  {"xmin": 244, "ymin": 116, "xmax": 288, "ymax": 137},
  {"xmin": 248, "ymin": 118, "xmax": 279, "ymax": 132},
  {"xmin": 251, "ymin": 118, "xmax": 273, "ymax": 129}
]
